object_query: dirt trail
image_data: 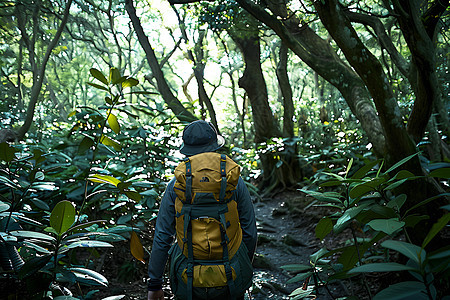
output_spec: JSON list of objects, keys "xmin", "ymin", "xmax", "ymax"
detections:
[{"xmin": 251, "ymin": 192, "xmax": 319, "ymax": 299}]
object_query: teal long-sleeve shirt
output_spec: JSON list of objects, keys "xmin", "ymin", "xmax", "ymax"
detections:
[{"xmin": 147, "ymin": 176, "xmax": 257, "ymax": 291}]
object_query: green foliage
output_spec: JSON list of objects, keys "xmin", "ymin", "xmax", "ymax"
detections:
[
  {"xmin": 0, "ymin": 67, "xmax": 174, "ymax": 298},
  {"xmin": 283, "ymin": 154, "xmax": 450, "ymax": 299}
]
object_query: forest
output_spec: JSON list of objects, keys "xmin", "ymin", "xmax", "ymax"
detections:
[{"xmin": 0, "ymin": 0, "xmax": 449, "ymax": 299}]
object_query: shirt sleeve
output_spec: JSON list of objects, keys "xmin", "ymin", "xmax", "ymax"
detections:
[
  {"xmin": 147, "ymin": 177, "xmax": 176, "ymax": 291},
  {"xmin": 235, "ymin": 177, "xmax": 258, "ymax": 259}
]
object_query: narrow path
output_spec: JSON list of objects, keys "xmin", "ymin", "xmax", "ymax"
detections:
[{"xmin": 251, "ymin": 192, "xmax": 318, "ymax": 299}]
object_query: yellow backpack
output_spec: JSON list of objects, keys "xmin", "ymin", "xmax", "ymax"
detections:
[{"xmin": 169, "ymin": 152, "xmax": 252, "ymax": 300}]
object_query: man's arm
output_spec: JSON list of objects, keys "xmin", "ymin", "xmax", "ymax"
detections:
[
  {"xmin": 147, "ymin": 178, "xmax": 176, "ymax": 291},
  {"xmin": 235, "ymin": 177, "xmax": 257, "ymax": 258}
]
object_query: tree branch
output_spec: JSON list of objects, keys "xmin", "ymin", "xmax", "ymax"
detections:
[{"xmin": 344, "ymin": 10, "xmax": 410, "ymax": 78}]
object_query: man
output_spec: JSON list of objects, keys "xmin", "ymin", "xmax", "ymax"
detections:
[{"xmin": 147, "ymin": 120, "xmax": 257, "ymax": 300}]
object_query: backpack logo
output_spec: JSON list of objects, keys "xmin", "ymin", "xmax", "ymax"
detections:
[{"xmin": 200, "ymin": 176, "xmax": 210, "ymax": 182}]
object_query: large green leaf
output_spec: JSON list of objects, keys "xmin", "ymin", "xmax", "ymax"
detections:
[
  {"xmin": 349, "ymin": 177, "xmax": 386, "ymax": 199},
  {"xmin": 90, "ymin": 68, "xmax": 108, "ymax": 85},
  {"xmin": 0, "ymin": 201, "xmax": 10, "ymax": 213},
  {"xmin": 300, "ymin": 189, "xmax": 342, "ymax": 204},
  {"xmin": 280, "ymin": 264, "xmax": 312, "ymax": 272},
  {"xmin": 107, "ymin": 113, "xmax": 120, "ymax": 134},
  {"xmin": 78, "ymin": 136, "xmax": 94, "ymax": 154},
  {"xmin": 348, "ymin": 263, "xmax": 415, "ymax": 274},
  {"xmin": 384, "ymin": 152, "xmax": 420, "ymax": 174},
  {"xmin": 10, "ymin": 230, "xmax": 56, "ymax": 242},
  {"xmin": 315, "ymin": 217, "xmax": 333, "ymax": 240},
  {"xmin": 50, "ymin": 200, "xmax": 76, "ymax": 235},
  {"xmin": 64, "ymin": 240, "xmax": 113, "ymax": 250},
  {"xmin": 88, "ymin": 174, "xmax": 121, "ymax": 187},
  {"xmin": 100, "ymin": 135, "xmax": 121, "ymax": 151},
  {"xmin": 69, "ymin": 267, "xmax": 108, "ymax": 286},
  {"xmin": 367, "ymin": 218, "xmax": 405, "ymax": 235},
  {"xmin": 404, "ymin": 193, "xmax": 450, "ymax": 216},
  {"xmin": 122, "ymin": 78, "xmax": 139, "ymax": 88},
  {"xmin": 334, "ymin": 203, "xmax": 369, "ymax": 233},
  {"xmin": 381, "ymin": 240, "xmax": 424, "ymax": 264},
  {"xmin": 351, "ymin": 159, "xmax": 381, "ymax": 179},
  {"xmin": 0, "ymin": 142, "xmax": 17, "ymax": 162},
  {"xmin": 373, "ymin": 281, "xmax": 428, "ymax": 300},
  {"xmin": 17, "ymin": 254, "xmax": 52, "ymax": 279},
  {"xmin": 422, "ymin": 213, "xmax": 450, "ymax": 249},
  {"xmin": 109, "ymin": 68, "xmax": 122, "ymax": 85},
  {"xmin": 87, "ymin": 82, "xmax": 109, "ymax": 92},
  {"xmin": 428, "ymin": 167, "xmax": 450, "ymax": 179},
  {"xmin": 286, "ymin": 271, "xmax": 313, "ymax": 284}
]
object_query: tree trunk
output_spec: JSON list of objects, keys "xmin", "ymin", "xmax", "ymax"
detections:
[
  {"xmin": 230, "ymin": 28, "xmax": 285, "ymax": 190},
  {"xmin": 230, "ymin": 32, "xmax": 279, "ymax": 143},
  {"xmin": 314, "ymin": 0, "xmax": 447, "ymax": 249},
  {"xmin": 125, "ymin": 0, "xmax": 197, "ymax": 123},
  {"xmin": 16, "ymin": 0, "xmax": 74, "ymax": 141},
  {"xmin": 235, "ymin": 0, "xmax": 386, "ymax": 157}
]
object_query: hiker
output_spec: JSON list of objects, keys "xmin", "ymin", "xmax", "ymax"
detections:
[{"xmin": 147, "ymin": 120, "xmax": 257, "ymax": 300}]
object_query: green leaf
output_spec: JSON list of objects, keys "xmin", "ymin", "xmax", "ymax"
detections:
[
  {"xmin": 386, "ymin": 194, "xmax": 407, "ymax": 211},
  {"xmin": 428, "ymin": 167, "xmax": 450, "ymax": 179},
  {"xmin": 125, "ymin": 191, "xmax": 141, "ymax": 202},
  {"xmin": 348, "ymin": 262, "xmax": 415, "ymax": 274},
  {"xmin": 0, "ymin": 201, "xmax": 10, "ymax": 213},
  {"xmin": 315, "ymin": 217, "xmax": 333, "ymax": 240},
  {"xmin": 107, "ymin": 113, "xmax": 120, "ymax": 134},
  {"xmin": 320, "ymin": 180, "xmax": 344, "ymax": 187},
  {"xmin": 17, "ymin": 254, "xmax": 52, "ymax": 279},
  {"xmin": 69, "ymin": 267, "xmax": 108, "ymax": 286},
  {"xmin": 367, "ymin": 218, "xmax": 405, "ymax": 235},
  {"xmin": 0, "ymin": 142, "xmax": 17, "ymax": 162},
  {"xmin": 10, "ymin": 230, "xmax": 56, "ymax": 242},
  {"xmin": 90, "ymin": 68, "xmax": 108, "ymax": 85},
  {"xmin": 87, "ymin": 82, "xmax": 109, "ymax": 92},
  {"xmin": 30, "ymin": 198, "xmax": 50, "ymax": 211},
  {"xmin": 300, "ymin": 189, "xmax": 342, "ymax": 204},
  {"xmin": 349, "ymin": 177, "xmax": 386, "ymax": 199},
  {"xmin": 404, "ymin": 193, "xmax": 450, "ymax": 216},
  {"xmin": 65, "ymin": 240, "xmax": 113, "ymax": 250},
  {"xmin": 422, "ymin": 213, "xmax": 450, "ymax": 249},
  {"xmin": 373, "ymin": 281, "xmax": 427, "ymax": 300},
  {"xmin": 310, "ymin": 248, "xmax": 329, "ymax": 264},
  {"xmin": 286, "ymin": 271, "xmax": 313, "ymax": 284},
  {"xmin": 88, "ymin": 174, "xmax": 121, "ymax": 187},
  {"xmin": 384, "ymin": 152, "xmax": 419, "ymax": 174},
  {"xmin": 100, "ymin": 135, "xmax": 121, "ymax": 151},
  {"xmin": 381, "ymin": 240, "xmax": 424, "ymax": 264},
  {"xmin": 122, "ymin": 78, "xmax": 139, "ymax": 88},
  {"xmin": 0, "ymin": 175, "xmax": 18, "ymax": 189},
  {"xmin": 34, "ymin": 171, "xmax": 45, "ymax": 181},
  {"xmin": 290, "ymin": 286, "xmax": 315, "ymax": 299},
  {"xmin": 404, "ymin": 214, "xmax": 429, "ymax": 228},
  {"xmin": 384, "ymin": 178, "xmax": 409, "ymax": 191},
  {"xmin": 101, "ymin": 296, "xmax": 126, "ymax": 300},
  {"xmin": 280, "ymin": 264, "xmax": 311, "ymax": 272},
  {"xmin": 109, "ymin": 68, "xmax": 121, "ymax": 85},
  {"xmin": 334, "ymin": 203, "xmax": 369, "ymax": 233},
  {"xmin": 78, "ymin": 136, "xmax": 94, "ymax": 154},
  {"xmin": 345, "ymin": 158, "xmax": 353, "ymax": 178},
  {"xmin": 50, "ymin": 200, "xmax": 76, "ymax": 235},
  {"xmin": 351, "ymin": 159, "xmax": 381, "ymax": 179},
  {"xmin": 22, "ymin": 241, "xmax": 51, "ymax": 254}
]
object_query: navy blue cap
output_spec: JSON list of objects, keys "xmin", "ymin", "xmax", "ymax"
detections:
[{"xmin": 180, "ymin": 120, "xmax": 225, "ymax": 156}]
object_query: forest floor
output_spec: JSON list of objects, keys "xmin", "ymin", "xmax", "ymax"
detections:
[{"xmin": 91, "ymin": 189, "xmax": 364, "ymax": 300}]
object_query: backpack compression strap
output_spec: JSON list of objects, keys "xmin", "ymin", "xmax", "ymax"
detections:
[
  {"xmin": 184, "ymin": 157, "xmax": 192, "ymax": 203},
  {"xmin": 219, "ymin": 154, "xmax": 227, "ymax": 202}
]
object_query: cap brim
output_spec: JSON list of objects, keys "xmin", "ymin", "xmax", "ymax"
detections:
[{"xmin": 180, "ymin": 134, "xmax": 225, "ymax": 156}]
